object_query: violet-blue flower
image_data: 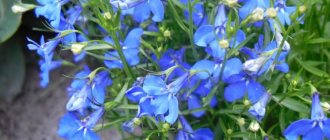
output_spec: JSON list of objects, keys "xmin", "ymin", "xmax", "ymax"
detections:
[
  {"xmin": 58, "ymin": 107, "xmax": 105, "ymax": 140},
  {"xmin": 104, "ymin": 28, "xmax": 143, "ymax": 69},
  {"xmin": 176, "ymin": 116, "xmax": 214, "ymax": 140},
  {"xmin": 248, "ymin": 92, "xmax": 271, "ymax": 121},
  {"xmin": 284, "ymin": 92, "xmax": 330, "ymax": 139},
  {"xmin": 110, "ymin": 0, "xmax": 164, "ymax": 22}
]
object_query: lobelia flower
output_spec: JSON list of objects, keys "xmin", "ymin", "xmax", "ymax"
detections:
[
  {"xmin": 158, "ymin": 48, "xmax": 191, "ymax": 80},
  {"xmin": 248, "ymin": 92, "xmax": 271, "ymax": 121},
  {"xmin": 35, "ymin": 0, "xmax": 70, "ymax": 29},
  {"xmin": 180, "ymin": 0, "xmax": 208, "ymax": 26},
  {"xmin": 126, "ymin": 73, "xmax": 189, "ymax": 124},
  {"xmin": 241, "ymin": 34, "xmax": 290, "ymax": 76},
  {"xmin": 110, "ymin": 0, "xmax": 164, "ymax": 22},
  {"xmin": 238, "ymin": 0, "xmax": 270, "ymax": 20},
  {"xmin": 274, "ymin": 0, "xmax": 296, "ymax": 26},
  {"xmin": 284, "ymin": 92, "xmax": 330, "ymax": 139},
  {"xmin": 104, "ymin": 28, "xmax": 143, "ymax": 69},
  {"xmin": 220, "ymin": 58, "xmax": 266, "ymax": 103},
  {"xmin": 66, "ymin": 67, "xmax": 112, "ymax": 111},
  {"xmin": 176, "ymin": 116, "xmax": 214, "ymax": 140},
  {"xmin": 27, "ymin": 36, "xmax": 62, "ymax": 87},
  {"xmin": 58, "ymin": 107, "xmax": 105, "ymax": 140},
  {"xmin": 194, "ymin": 4, "xmax": 246, "ymax": 63}
]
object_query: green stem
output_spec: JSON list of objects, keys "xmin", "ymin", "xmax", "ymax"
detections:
[
  {"xmin": 110, "ymin": 31, "xmax": 135, "ymax": 79},
  {"xmin": 187, "ymin": 0, "xmax": 199, "ymax": 60}
]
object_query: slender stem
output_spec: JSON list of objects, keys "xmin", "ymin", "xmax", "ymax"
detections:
[{"xmin": 187, "ymin": 0, "xmax": 200, "ymax": 60}]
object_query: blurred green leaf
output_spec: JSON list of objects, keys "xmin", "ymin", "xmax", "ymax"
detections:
[
  {"xmin": 273, "ymin": 95, "xmax": 309, "ymax": 114},
  {"xmin": 0, "ymin": 0, "xmax": 22, "ymax": 43},
  {"xmin": 296, "ymin": 58, "xmax": 330, "ymax": 77}
]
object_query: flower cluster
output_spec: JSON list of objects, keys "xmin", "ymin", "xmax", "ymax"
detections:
[{"xmin": 23, "ymin": 0, "xmax": 326, "ymax": 139}]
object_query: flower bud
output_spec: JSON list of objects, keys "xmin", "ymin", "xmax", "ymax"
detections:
[
  {"xmin": 227, "ymin": 129, "xmax": 233, "ymax": 134},
  {"xmin": 163, "ymin": 30, "xmax": 171, "ymax": 38},
  {"xmin": 71, "ymin": 43, "xmax": 87, "ymax": 54},
  {"xmin": 321, "ymin": 102, "xmax": 330, "ymax": 111},
  {"xmin": 103, "ymin": 12, "xmax": 112, "ymax": 20},
  {"xmin": 225, "ymin": 0, "xmax": 237, "ymax": 7},
  {"xmin": 248, "ymin": 120, "xmax": 260, "ymax": 132},
  {"xmin": 251, "ymin": 8, "xmax": 264, "ymax": 22},
  {"xmin": 162, "ymin": 123, "xmax": 170, "ymax": 132},
  {"xmin": 299, "ymin": 5, "xmax": 307, "ymax": 14},
  {"xmin": 266, "ymin": 8, "xmax": 277, "ymax": 18},
  {"xmin": 237, "ymin": 117, "xmax": 245, "ymax": 126},
  {"xmin": 244, "ymin": 99, "xmax": 251, "ymax": 107},
  {"xmin": 219, "ymin": 39, "xmax": 229, "ymax": 49}
]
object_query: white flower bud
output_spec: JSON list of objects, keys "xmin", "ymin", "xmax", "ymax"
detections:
[
  {"xmin": 251, "ymin": 8, "xmax": 264, "ymax": 21},
  {"xmin": 266, "ymin": 8, "xmax": 277, "ymax": 18},
  {"xmin": 219, "ymin": 39, "xmax": 229, "ymax": 49},
  {"xmin": 248, "ymin": 121, "xmax": 260, "ymax": 132}
]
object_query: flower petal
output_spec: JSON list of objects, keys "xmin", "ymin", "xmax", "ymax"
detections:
[
  {"xmin": 148, "ymin": 0, "xmax": 164, "ymax": 22},
  {"xmin": 165, "ymin": 96, "xmax": 179, "ymax": 124},
  {"xmin": 224, "ymin": 81, "xmax": 247, "ymax": 102},
  {"xmin": 283, "ymin": 119, "xmax": 314, "ymax": 140},
  {"xmin": 194, "ymin": 25, "xmax": 215, "ymax": 47}
]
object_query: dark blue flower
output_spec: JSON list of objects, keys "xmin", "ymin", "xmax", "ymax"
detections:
[
  {"xmin": 35, "ymin": 0, "xmax": 69, "ymax": 29},
  {"xmin": 284, "ymin": 92, "xmax": 330, "ymax": 139},
  {"xmin": 194, "ymin": 5, "xmax": 246, "ymax": 62},
  {"xmin": 126, "ymin": 73, "xmax": 189, "ymax": 124},
  {"xmin": 238, "ymin": 0, "xmax": 270, "ymax": 20},
  {"xmin": 27, "ymin": 36, "xmax": 61, "ymax": 87},
  {"xmin": 248, "ymin": 92, "xmax": 271, "ymax": 121},
  {"xmin": 176, "ymin": 116, "xmax": 214, "ymax": 140},
  {"xmin": 111, "ymin": 0, "xmax": 164, "ymax": 22},
  {"xmin": 66, "ymin": 67, "xmax": 112, "ymax": 111},
  {"xmin": 104, "ymin": 28, "xmax": 143, "ymax": 69},
  {"xmin": 241, "ymin": 34, "xmax": 290, "ymax": 76},
  {"xmin": 274, "ymin": 0, "xmax": 296, "ymax": 26},
  {"xmin": 180, "ymin": 0, "xmax": 208, "ymax": 26},
  {"xmin": 58, "ymin": 107, "xmax": 104, "ymax": 140}
]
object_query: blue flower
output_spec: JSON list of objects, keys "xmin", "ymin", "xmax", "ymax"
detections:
[
  {"xmin": 158, "ymin": 48, "xmax": 190, "ymax": 79},
  {"xmin": 180, "ymin": 0, "xmax": 208, "ymax": 26},
  {"xmin": 58, "ymin": 107, "xmax": 104, "ymax": 140},
  {"xmin": 274, "ymin": 0, "xmax": 296, "ymax": 26},
  {"xmin": 239, "ymin": 0, "xmax": 270, "ymax": 19},
  {"xmin": 241, "ymin": 34, "xmax": 290, "ymax": 76},
  {"xmin": 284, "ymin": 92, "xmax": 330, "ymax": 139},
  {"xmin": 126, "ymin": 73, "xmax": 189, "ymax": 124},
  {"xmin": 66, "ymin": 67, "xmax": 112, "ymax": 111},
  {"xmin": 194, "ymin": 5, "xmax": 246, "ymax": 62},
  {"xmin": 35, "ymin": 0, "xmax": 69, "ymax": 29},
  {"xmin": 248, "ymin": 92, "xmax": 271, "ymax": 121},
  {"xmin": 104, "ymin": 28, "xmax": 143, "ymax": 69},
  {"xmin": 27, "ymin": 36, "xmax": 61, "ymax": 87},
  {"xmin": 176, "ymin": 116, "xmax": 214, "ymax": 140},
  {"xmin": 110, "ymin": 0, "xmax": 164, "ymax": 22}
]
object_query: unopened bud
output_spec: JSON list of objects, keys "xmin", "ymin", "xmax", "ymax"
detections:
[
  {"xmin": 322, "ymin": 102, "xmax": 330, "ymax": 111},
  {"xmin": 163, "ymin": 30, "xmax": 171, "ymax": 38},
  {"xmin": 103, "ymin": 12, "xmax": 112, "ymax": 20},
  {"xmin": 251, "ymin": 8, "xmax": 264, "ymax": 21},
  {"xmin": 133, "ymin": 118, "xmax": 142, "ymax": 125},
  {"xmin": 291, "ymin": 80, "xmax": 297, "ymax": 86},
  {"xmin": 244, "ymin": 99, "xmax": 251, "ymax": 106},
  {"xmin": 219, "ymin": 39, "xmax": 229, "ymax": 48},
  {"xmin": 237, "ymin": 117, "xmax": 245, "ymax": 126},
  {"xmin": 266, "ymin": 8, "xmax": 277, "ymax": 18},
  {"xmin": 227, "ymin": 129, "xmax": 233, "ymax": 134},
  {"xmin": 71, "ymin": 43, "xmax": 87, "ymax": 54},
  {"xmin": 162, "ymin": 123, "xmax": 170, "ymax": 132},
  {"xmin": 248, "ymin": 121, "xmax": 260, "ymax": 132},
  {"xmin": 299, "ymin": 5, "xmax": 307, "ymax": 14},
  {"xmin": 225, "ymin": 0, "xmax": 237, "ymax": 7}
]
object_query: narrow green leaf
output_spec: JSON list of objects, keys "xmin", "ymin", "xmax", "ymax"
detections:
[
  {"xmin": 272, "ymin": 95, "xmax": 309, "ymax": 113},
  {"xmin": 296, "ymin": 58, "xmax": 329, "ymax": 77}
]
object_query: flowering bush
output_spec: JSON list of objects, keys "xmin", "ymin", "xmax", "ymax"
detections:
[{"xmin": 14, "ymin": 0, "xmax": 330, "ymax": 139}]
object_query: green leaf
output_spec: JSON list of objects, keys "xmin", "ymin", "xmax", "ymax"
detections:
[
  {"xmin": 296, "ymin": 58, "xmax": 330, "ymax": 77},
  {"xmin": 0, "ymin": 0, "xmax": 22, "ymax": 43},
  {"xmin": 272, "ymin": 95, "xmax": 309, "ymax": 113},
  {"xmin": 307, "ymin": 38, "xmax": 330, "ymax": 44}
]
